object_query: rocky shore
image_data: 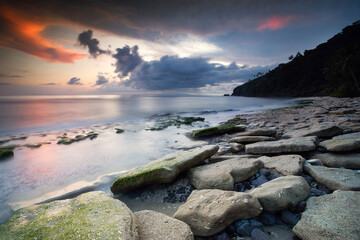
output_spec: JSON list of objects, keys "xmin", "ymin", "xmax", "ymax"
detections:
[{"xmin": 0, "ymin": 97, "xmax": 359, "ymax": 239}]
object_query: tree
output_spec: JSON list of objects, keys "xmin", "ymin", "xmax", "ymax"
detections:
[{"xmin": 288, "ymin": 55, "xmax": 294, "ymax": 60}]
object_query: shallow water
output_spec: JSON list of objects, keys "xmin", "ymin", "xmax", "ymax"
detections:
[{"xmin": 0, "ymin": 95, "xmax": 294, "ymax": 223}]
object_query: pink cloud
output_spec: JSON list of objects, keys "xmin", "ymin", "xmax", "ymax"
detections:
[{"xmin": 257, "ymin": 16, "xmax": 294, "ymax": 31}]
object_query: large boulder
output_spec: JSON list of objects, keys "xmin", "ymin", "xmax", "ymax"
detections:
[
  {"xmin": 173, "ymin": 189, "xmax": 263, "ymax": 236},
  {"xmin": 111, "ymin": 145, "xmax": 219, "ymax": 193},
  {"xmin": 134, "ymin": 210, "xmax": 194, "ymax": 240},
  {"xmin": 250, "ymin": 176, "xmax": 310, "ymax": 213},
  {"xmin": 0, "ymin": 191, "xmax": 139, "ymax": 240},
  {"xmin": 188, "ymin": 158, "xmax": 264, "ymax": 190},
  {"xmin": 229, "ymin": 136, "xmax": 275, "ymax": 144},
  {"xmin": 188, "ymin": 125, "xmax": 245, "ymax": 138},
  {"xmin": 245, "ymin": 137, "xmax": 317, "ymax": 154},
  {"xmin": 319, "ymin": 132, "xmax": 360, "ymax": 152},
  {"xmin": 313, "ymin": 153, "xmax": 360, "ymax": 169},
  {"xmin": 293, "ymin": 191, "xmax": 360, "ymax": 240},
  {"xmin": 283, "ymin": 124, "xmax": 342, "ymax": 138},
  {"xmin": 258, "ymin": 155, "xmax": 305, "ymax": 175},
  {"xmin": 304, "ymin": 164, "xmax": 360, "ymax": 191}
]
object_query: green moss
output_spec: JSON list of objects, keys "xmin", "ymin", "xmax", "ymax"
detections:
[
  {"xmin": 0, "ymin": 149, "xmax": 14, "ymax": 159},
  {"xmin": 57, "ymin": 132, "xmax": 99, "ymax": 144},
  {"xmin": 189, "ymin": 125, "xmax": 246, "ymax": 138},
  {"xmin": 147, "ymin": 116, "xmax": 205, "ymax": 131},
  {"xmin": 24, "ymin": 144, "xmax": 42, "ymax": 149},
  {"xmin": 116, "ymin": 128, "xmax": 124, "ymax": 134}
]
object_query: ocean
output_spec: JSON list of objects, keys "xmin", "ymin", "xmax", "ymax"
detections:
[{"xmin": 0, "ymin": 95, "xmax": 293, "ymax": 223}]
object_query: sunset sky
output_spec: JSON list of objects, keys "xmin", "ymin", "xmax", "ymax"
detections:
[{"xmin": 0, "ymin": 0, "xmax": 359, "ymax": 95}]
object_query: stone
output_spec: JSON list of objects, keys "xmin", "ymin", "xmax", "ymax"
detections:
[
  {"xmin": 258, "ymin": 155, "xmax": 305, "ymax": 176},
  {"xmin": 217, "ymin": 144, "xmax": 244, "ymax": 155},
  {"xmin": 209, "ymin": 154, "xmax": 260, "ymax": 163},
  {"xmin": 250, "ymin": 176, "xmax": 310, "ymax": 213},
  {"xmin": 235, "ymin": 128, "xmax": 277, "ymax": 137},
  {"xmin": 280, "ymin": 210, "xmax": 300, "ymax": 226},
  {"xmin": 173, "ymin": 189, "xmax": 263, "ymax": 236},
  {"xmin": 319, "ymin": 132, "xmax": 360, "ymax": 152},
  {"xmin": 111, "ymin": 145, "xmax": 219, "ymax": 193},
  {"xmin": 283, "ymin": 124, "xmax": 342, "ymax": 138},
  {"xmin": 251, "ymin": 175, "xmax": 269, "ymax": 186},
  {"xmin": 304, "ymin": 164, "xmax": 360, "ymax": 191},
  {"xmin": 251, "ymin": 228, "xmax": 271, "ymax": 240},
  {"xmin": 313, "ymin": 153, "xmax": 360, "ymax": 169},
  {"xmin": 188, "ymin": 158, "xmax": 264, "ymax": 190},
  {"xmin": 245, "ymin": 136, "xmax": 317, "ymax": 154},
  {"xmin": 259, "ymin": 212, "xmax": 276, "ymax": 225},
  {"xmin": 134, "ymin": 210, "xmax": 194, "ymax": 240},
  {"xmin": 188, "ymin": 125, "xmax": 246, "ymax": 138},
  {"xmin": 293, "ymin": 191, "xmax": 360, "ymax": 240},
  {"xmin": 0, "ymin": 191, "xmax": 139, "ymax": 240},
  {"xmin": 234, "ymin": 219, "xmax": 263, "ymax": 236},
  {"xmin": 229, "ymin": 136, "xmax": 275, "ymax": 144},
  {"xmin": 0, "ymin": 149, "xmax": 13, "ymax": 160}
]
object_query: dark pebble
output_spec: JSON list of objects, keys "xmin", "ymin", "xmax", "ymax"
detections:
[
  {"xmin": 244, "ymin": 182, "xmax": 252, "ymax": 190},
  {"xmin": 276, "ymin": 216, "xmax": 285, "ymax": 225},
  {"xmin": 251, "ymin": 228, "xmax": 271, "ymax": 240},
  {"xmin": 249, "ymin": 175, "xmax": 257, "ymax": 181},
  {"xmin": 235, "ymin": 219, "xmax": 263, "ymax": 236},
  {"xmin": 251, "ymin": 175, "xmax": 269, "ymax": 186},
  {"xmin": 310, "ymin": 187, "xmax": 326, "ymax": 196},
  {"xmin": 259, "ymin": 212, "xmax": 276, "ymax": 225},
  {"xmin": 211, "ymin": 232, "xmax": 230, "ymax": 240},
  {"xmin": 234, "ymin": 182, "xmax": 245, "ymax": 192},
  {"xmin": 268, "ymin": 173, "xmax": 281, "ymax": 181},
  {"xmin": 176, "ymin": 187, "xmax": 186, "ymax": 194},
  {"xmin": 293, "ymin": 201, "xmax": 306, "ymax": 213},
  {"xmin": 259, "ymin": 168, "xmax": 271, "ymax": 177},
  {"xmin": 317, "ymin": 184, "xmax": 331, "ymax": 193},
  {"xmin": 301, "ymin": 174, "xmax": 314, "ymax": 184},
  {"xmin": 281, "ymin": 210, "xmax": 301, "ymax": 226}
]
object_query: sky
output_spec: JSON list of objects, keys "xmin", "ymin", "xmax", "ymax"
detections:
[{"xmin": 0, "ymin": 0, "xmax": 359, "ymax": 95}]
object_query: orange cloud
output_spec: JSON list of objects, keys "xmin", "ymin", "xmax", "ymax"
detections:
[
  {"xmin": 0, "ymin": 7, "xmax": 85, "ymax": 63},
  {"xmin": 256, "ymin": 16, "xmax": 294, "ymax": 31}
]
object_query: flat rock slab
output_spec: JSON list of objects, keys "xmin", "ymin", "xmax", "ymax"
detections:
[
  {"xmin": 188, "ymin": 158, "xmax": 264, "ymax": 190},
  {"xmin": 313, "ymin": 153, "xmax": 360, "ymax": 169},
  {"xmin": 250, "ymin": 176, "xmax": 310, "ymax": 213},
  {"xmin": 111, "ymin": 145, "xmax": 219, "ymax": 193},
  {"xmin": 283, "ymin": 124, "xmax": 342, "ymax": 138},
  {"xmin": 304, "ymin": 164, "xmax": 360, "ymax": 191},
  {"xmin": 0, "ymin": 191, "xmax": 139, "ymax": 240},
  {"xmin": 134, "ymin": 210, "xmax": 194, "ymax": 240},
  {"xmin": 258, "ymin": 155, "xmax": 305, "ymax": 175},
  {"xmin": 229, "ymin": 136, "xmax": 275, "ymax": 143},
  {"xmin": 188, "ymin": 125, "xmax": 246, "ymax": 138},
  {"xmin": 173, "ymin": 189, "xmax": 263, "ymax": 236},
  {"xmin": 208, "ymin": 154, "xmax": 260, "ymax": 163},
  {"xmin": 319, "ymin": 132, "xmax": 360, "ymax": 152},
  {"xmin": 293, "ymin": 191, "xmax": 360, "ymax": 240},
  {"xmin": 245, "ymin": 136, "xmax": 317, "ymax": 154},
  {"xmin": 235, "ymin": 128, "xmax": 277, "ymax": 137}
]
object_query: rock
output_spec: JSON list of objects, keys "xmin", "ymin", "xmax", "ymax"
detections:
[
  {"xmin": 251, "ymin": 175, "xmax": 269, "ymax": 186},
  {"xmin": 173, "ymin": 189, "xmax": 263, "ymax": 236},
  {"xmin": 259, "ymin": 168, "xmax": 271, "ymax": 177},
  {"xmin": 188, "ymin": 125, "xmax": 246, "ymax": 138},
  {"xmin": 188, "ymin": 158, "xmax": 264, "ymax": 190},
  {"xmin": 235, "ymin": 128, "xmax": 277, "ymax": 137},
  {"xmin": 250, "ymin": 176, "xmax": 310, "ymax": 213},
  {"xmin": 305, "ymin": 159, "xmax": 323, "ymax": 166},
  {"xmin": 283, "ymin": 124, "xmax": 342, "ymax": 138},
  {"xmin": 134, "ymin": 210, "xmax": 194, "ymax": 240},
  {"xmin": 251, "ymin": 228, "xmax": 271, "ymax": 240},
  {"xmin": 0, "ymin": 191, "xmax": 139, "ymax": 240},
  {"xmin": 0, "ymin": 149, "xmax": 13, "ymax": 160},
  {"xmin": 111, "ymin": 145, "xmax": 219, "ymax": 193},
  {"xmin": 293, "ymin": 191, "xmax": 360, "ymax": 240},
  {"xmin": 313, "ymin": 153, "xmax": 360, "ymax": 169},
  {"xmin": 258, "ymin": 155, "xmax": 305, "ymax": 176},
  {"xmin": 229, "ymin": 136, "xmax": 275, "ymax": 144},
  {"xmin": 209, "ymin": 154, "xmax": 260, "ymax": 163},
  {"xmin": 304, "ymin": 164, "xmax": 360, "ymax": 191},
  {"xmin": 280, "ymin": 210, "xmax": 300, "ymax": 226},
  {"xmin": 245, "ymin": 136, "xmax": 317, "ymax": 154},
  {"xmin": 259, "ymin": 212, "xmax": 276, "ymax": 225},
  {"xmin": 319, "ymin": 132, "xmax": 360, "ymax": 152},
  {"xmin": 116, "ymin": 128, "xmax": 124, "ymax": 133},
  {"xmin": 217, "ymin": 144, "xmax": 244, "ymax": 155},
  {"xmin": 234, "ymin": 219, "xmax": 263, "ymax": 236},
  {"xmin": 212, "ymin": 232, "xmax": 231, "ymax": 240}
]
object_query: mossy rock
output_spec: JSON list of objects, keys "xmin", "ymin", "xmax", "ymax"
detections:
[
  {"xmin": 147, "ymin": 116, "xmax": 205, "ymax": 131},
  {"xmin": 111, "ymin": 145, "xmax": 219, "ymax": 194},
  {"xmin": 116, "ymin": 128, "xmax": 125, "ymax": 134},
  {"xmin": 0, "ymin": 149, "xmax": 14, "ymax": 159},
  {"xmin": 57, "ymin": 132, "xmax": 99, "ymax": 145},
  {"xmin": 188, "ymin": 125, "xmax": 246, "ymax": 138},
  {"xmin": 0, "ymin": 191, "xmax": 139, "ymax": 240},
  {"xmin": 24, "ymin": 144, "xmax": 42, "ymax": 149}
]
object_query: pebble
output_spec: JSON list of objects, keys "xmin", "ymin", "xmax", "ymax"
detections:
[
  {"xmin": 259, "ymin": 212, "xmax": 276, "ymax": 226},
  {"xmin": 281, "ymin": 210, "xmax": 301, "ymax": 226},
  {"xmin": 234, "ymin": 219, "xmax": 264, "ymax": 236},
  {"xmin": 251, "ymin": 228, "xmax": 271, "ymax": 240},
  {"xmin": 251, "ymin": 175, "xmax": 269, "ymax": 186}
]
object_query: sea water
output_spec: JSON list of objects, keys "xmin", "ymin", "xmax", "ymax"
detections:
[{"xmin": 0, "ymin": 95, "xmax": 293, "ymax": 223}]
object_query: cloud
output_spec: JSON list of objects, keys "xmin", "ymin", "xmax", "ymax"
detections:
[
  {"xmin": 40, "ymin": 82, "xmax": 56, "ymax": 85},
  {"xmin": 113, "ymin": 45, "xmax": 142, "ymax": 77},
  {"xmin": 256, "ymin": 16, "xmax": 294, "ymax": 31},
  {"xmin": 0, "ymin": 73, "xmax": 22, "ymax": 78},
  {"xmin": 0, "ymin": 7, "xmax": 85, "ymax": 63},
  {"xmin": 78, "ymin": 29, "xmax": 110, "ymax": 58},
  {"xmin": 67, "ymin": 77, "xmax": 83, "ymax": 85},
  {"xmin": 123, "ymin": 55, "xmax": 273, "ymax": 90},
  {"xmin": 94, "ymin": 75, "xmax": 109, "ymax": 86}
]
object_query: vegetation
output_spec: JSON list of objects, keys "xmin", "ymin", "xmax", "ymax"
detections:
[
  {"xmin": 57, "ymin": 132, "xmax": 98, "ymax": 145},
  {"xmin": 232, "ymin": 21, "xmax": 360, "ymax": 97},
  {"xmin": 147, "ymin": 116, "xmax": 205, "ymax": 131}
]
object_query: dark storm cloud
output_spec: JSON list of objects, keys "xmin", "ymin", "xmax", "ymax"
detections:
[
  {"xmin": 0, "ymin": 73, "xmax": 22, "ymax": 78},
  {"xmin": 113, "ymin": 45, "xmax": 142, "ymax": 77},
  {"xmin": 123, "ymin": 56, "xmax": 273, "ymax": 90},
  {"xmin": 94, "ymin": 75, "xmax": 109, "ymax": 86},
  {"xmin": 78, "ymin": 30, "xmax": 110, "ymax": 58},
  {"xmin": 67, "ymin": 77, "xmax": 83, "ymax": 85}
]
